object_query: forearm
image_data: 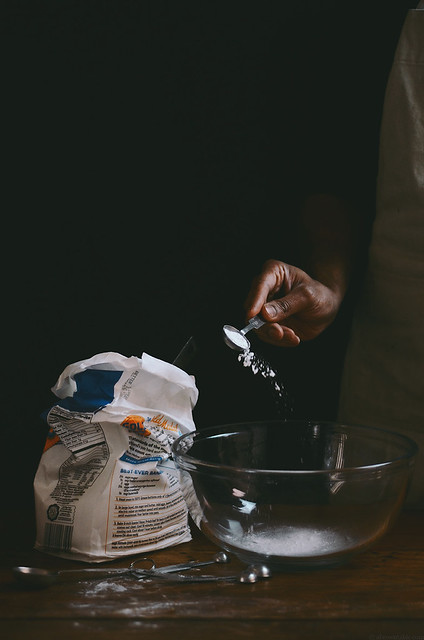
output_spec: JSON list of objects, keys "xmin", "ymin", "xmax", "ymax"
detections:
[{"xmin": 299, "ymin": 193, "xmax": 358, "ymax": 304}]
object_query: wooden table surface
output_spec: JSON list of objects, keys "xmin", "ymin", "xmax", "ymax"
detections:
[{"xmin": 1, "ymin": 507, "xmax": 423, "ymax": 639}]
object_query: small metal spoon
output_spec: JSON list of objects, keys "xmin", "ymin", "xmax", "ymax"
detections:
[
  {"xmin": 239, "ymin": 564, "xmax": 272, "ymax": 583},
  {"xmin": 129, "ymin": 551, "xmax": 230, "ymax": 579},
  {"xmin": 12, "ymin": 565, "xmax": 129, "ymax": 588},
  {"xmin": 223, "ymin": 315, "xmax": 266, "ymax": 352}
]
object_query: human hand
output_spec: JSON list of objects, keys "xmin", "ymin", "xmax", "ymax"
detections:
[{"xmin": 244, "ymin": 259, "xmax": 344, "ymax": 347}]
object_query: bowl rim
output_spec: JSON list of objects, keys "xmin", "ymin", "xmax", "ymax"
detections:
[{"xmin": 172, "ymin": 419, "xmax": 418, "ymax": 476}]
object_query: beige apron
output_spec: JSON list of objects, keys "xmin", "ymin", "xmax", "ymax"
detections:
[{"xmin": 338, "ymin": 2, "xmax": 424, "ymax": 507}]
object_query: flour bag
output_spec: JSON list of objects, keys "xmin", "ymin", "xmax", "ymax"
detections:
[{"xmin": 34, "ymin": 352, "xmax": 198, "ymax": 562}]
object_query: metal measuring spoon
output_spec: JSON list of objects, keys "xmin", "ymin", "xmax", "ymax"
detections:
[
  {"xmin": 12, "ymin": 565, "xmax": 129, "ymax": 589},
  {"xmin": 129, "ymin": 551, "xmax": 230, "ymax": 577},
  {"xmin": 239, "ymin": 564, "xmax": 272, "ymax": 583},
  {"xmin": 223, "ymin": 315, "xmax": 266, "ymax": 352}
]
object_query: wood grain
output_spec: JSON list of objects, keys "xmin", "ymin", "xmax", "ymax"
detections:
[{"xmin": 1, "ymin": 508, "xmax": 423, "ymax": 638}]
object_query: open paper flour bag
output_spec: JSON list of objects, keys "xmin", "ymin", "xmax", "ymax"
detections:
[{"xmin": 34, "ymin": 352, "xmax": 198, "ymax": 562}]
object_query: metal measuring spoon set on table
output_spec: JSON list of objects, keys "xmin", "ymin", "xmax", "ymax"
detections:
[{"xmin": 13, "ymin": 552, "xmax": 271, "ymax": 587}]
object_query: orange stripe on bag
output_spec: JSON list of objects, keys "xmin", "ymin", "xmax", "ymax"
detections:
[{"xmin": 43, "ymin": 428, "xmax": 61, "ymax": 452}]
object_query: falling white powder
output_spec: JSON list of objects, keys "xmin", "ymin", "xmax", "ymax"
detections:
[
  {"xmin": 237, "ymin": 349, "xmax": 293, "ymax": 417},
  {"xmin": 231, "ymin": 526, "xmax": 351, "ymax": 558},
  {"xmin": 238, "ymin": 349, "xmax": 276, "ymax": 378}
]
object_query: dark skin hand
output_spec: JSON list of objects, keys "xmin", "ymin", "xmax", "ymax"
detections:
[
  {"xmin": 244, "ymin": 194, "xmax": 357, "ymax": 348},
  {"xmin": 244, "ymin": 259, "xmax": 344, "ymax": 347}
]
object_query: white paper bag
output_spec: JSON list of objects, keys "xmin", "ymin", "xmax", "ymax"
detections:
[{"xmin": 34, "ymin": 352, "xmax": 198, "ymax": 562}]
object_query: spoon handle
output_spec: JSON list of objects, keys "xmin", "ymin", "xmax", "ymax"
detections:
[
  {"xmin": 240, "ymin": 315, "xmax": 266, "ymax": 335},
  {"xmin": 148, "ymin": 560, "xmax": 215, "ymax": 574},
  {"xmin": 58, "ymin": 568, "xmax": 129, "ymax": 577}
]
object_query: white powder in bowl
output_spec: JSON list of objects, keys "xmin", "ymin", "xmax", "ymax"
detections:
[{"xmin": 233, "ymin": 525, "xmax": 352, "ymax": 558}]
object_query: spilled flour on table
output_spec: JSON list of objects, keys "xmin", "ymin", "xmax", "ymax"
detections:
[
  {"xmin": 71, "ymin": 580, "xmax": 191, "ymax": 618},
  {"xmin": 81, "ymin": 580, "xmax": 128, "ymax": 596},
  {"xmin": 238, "ymin": 349, "xmax": 293, "ymax": 417}
]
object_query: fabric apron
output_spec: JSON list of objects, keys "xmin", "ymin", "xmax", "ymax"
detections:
[{"xmin": 338, "ymin": 1, "xmax": 424, "ymax": 507}]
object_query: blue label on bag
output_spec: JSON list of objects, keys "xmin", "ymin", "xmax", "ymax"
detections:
[
  {"xmin": 56, "ymin": 368, "xmax": 123, "ymax": 413},
  {"xmin": 119, "ymin": 454, "xmax": 163, "ymax": 465}
]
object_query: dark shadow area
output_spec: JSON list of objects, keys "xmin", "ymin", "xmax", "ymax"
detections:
[{"xmin": 1, "ymin": 0, "xmax": 412, "ymax": 505}]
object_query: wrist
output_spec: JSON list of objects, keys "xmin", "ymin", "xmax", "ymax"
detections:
[{"xmin": 312, "ymin": 263, "xmax": 349, "ymax": 303}]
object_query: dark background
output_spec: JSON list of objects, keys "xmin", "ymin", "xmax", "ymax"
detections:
[{"xmin": 1, "ymin": 0, "xmax": 412, "ymax": 505}]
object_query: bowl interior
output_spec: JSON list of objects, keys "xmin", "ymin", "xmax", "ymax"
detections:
[
  {"xmin": 176, "ymin": 420, "xmax": 416, "ymax": 472},
  {"xmin": 173, "ymin": 421, "xmax": 417, "ymax": 569}
]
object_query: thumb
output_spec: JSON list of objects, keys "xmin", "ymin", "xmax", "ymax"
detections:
[{"xmin": 262, "ymin": 289, "xmax": 307, "ymax": 323}]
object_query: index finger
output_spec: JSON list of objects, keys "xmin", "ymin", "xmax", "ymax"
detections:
[{"xmin": 244, "ymin": 263, "xmax": 285, "ymax": 318}]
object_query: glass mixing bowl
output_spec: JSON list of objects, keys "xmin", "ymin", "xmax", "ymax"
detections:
[{"xmin": 172, "ymin": 420, "xmax": 417, "ymax": 569}]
